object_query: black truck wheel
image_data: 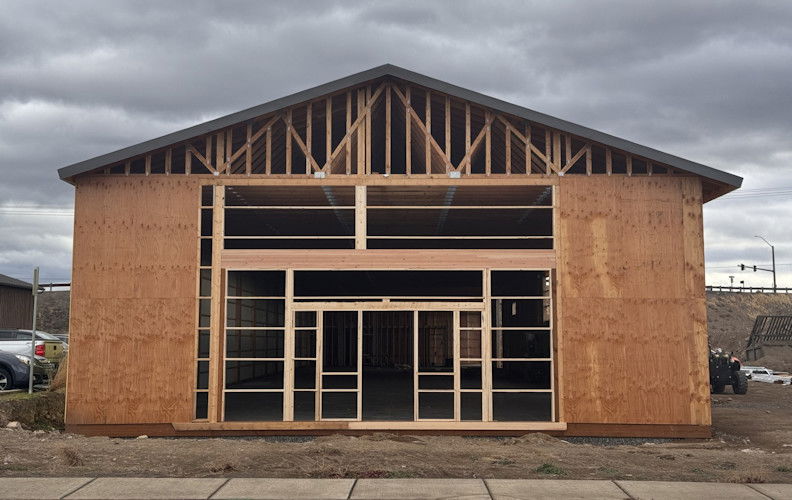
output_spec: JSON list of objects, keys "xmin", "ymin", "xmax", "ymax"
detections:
[
  {"xmin": 712, "ymin": 382, "xmax": 726, "ymax": 394},
  {"xmin": 733, "ymin": 371, "xmax": 748, "ymax": 395}
]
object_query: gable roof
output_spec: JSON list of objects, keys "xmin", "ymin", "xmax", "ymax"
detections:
[
  {"xmin": 57, "ymin": 63, "xmax": 742, "ymax": 190},
  {"xmin": 0, "ymin": 273, "xmax": 32, "ymax": 290}
]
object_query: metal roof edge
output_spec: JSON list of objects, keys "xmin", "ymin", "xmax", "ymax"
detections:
[{"xmin": 57, "ymin": 63, "xmax": 743, "ymax": 189}]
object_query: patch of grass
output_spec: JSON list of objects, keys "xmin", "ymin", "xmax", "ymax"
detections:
[
  {"xmin": 0, "ymin": 392, "xmax": 38, "ymax": 401},
  {"xmin": 691, "ymin": 467, "xmax": 704, "ymax": 473},
  {"xmin": 386, "ymin": 470, "xmax": 418, "ymax": 478},
  {"xmin": 776, "ymin": 465, "xmax": 792, "ymax": 473},
  {"xmin": 491, "ymin": 457, "xmax": 516, "ymax": 466},
  {"xmin": 717, "ymin": 462, "xmax": 737, "ymax": 470},
  {"xmin": 534, "ymin": 463, "xmax": 566, "ymax": 476},
  {"xmin": 597, "ymin": 466, "xmax": 619, "ymax": 475}
]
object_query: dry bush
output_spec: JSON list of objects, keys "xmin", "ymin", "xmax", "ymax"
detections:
[
  {"xmin": 49, "ymin": 354, "xmax": 67, "ymax": 392},
  {"xmin": 60, "ymin": 446, "xmax": 84, "ymax": 467}
]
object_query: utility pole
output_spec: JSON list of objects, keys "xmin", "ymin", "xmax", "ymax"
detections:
[
  {"xmin": 28, "ymin": 267, "xmax": 40, "ymax": 394},
  {"xmin": 729, "ymin": 275, "xmax": 734, "ymax": 287},
  {"xmin": 755, "ymin": 235, "xmax": 777, "ymax": 292}
]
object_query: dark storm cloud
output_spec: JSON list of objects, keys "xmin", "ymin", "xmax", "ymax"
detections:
[{"xmin": 0, "ymin": 0, "xmax": 791, "ymax": 285}]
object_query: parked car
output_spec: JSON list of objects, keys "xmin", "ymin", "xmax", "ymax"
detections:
[
  {"xmin": 740, "ymin": 366, "xmax": 792, "ymax": 385},
  {"xmin": 0, "ymin": 351, "xmax": 54, "ymax": 391},
  {"xmin": 0, "ymin": 329, "xmax": 67, "ymax": 367}
]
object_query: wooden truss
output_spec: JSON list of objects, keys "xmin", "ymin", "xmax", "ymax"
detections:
[{"xmin": 103, "ymin": 79, "xmax": 680, "ymax": 178}]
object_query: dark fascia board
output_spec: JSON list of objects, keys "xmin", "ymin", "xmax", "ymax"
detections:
[
  {"xmin": 0, "ymin": 273, "xmax": 33, "ymax": 290},
  {"xmin": 57, "ymin": 63, "xmax": 743, "ymax": 189}
]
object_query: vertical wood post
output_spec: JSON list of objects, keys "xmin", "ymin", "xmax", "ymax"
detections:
[
  {"xmin": 355, "ymin": 185, "xmax": 366, "ymax": 249},
  {"xmin": 306, "ymin": 103, "xmax": 312, "ymax": 175},
  {"xmin": 385, "ymin": 85, "xmax": 391, "ymax": 174},
  {"xmin": 405, "ymin": 87, "xmax": 411, "ymax": 175},
  {"xmin": 208, "ymin": 185, "xmax": 225, "ymax": 422}
]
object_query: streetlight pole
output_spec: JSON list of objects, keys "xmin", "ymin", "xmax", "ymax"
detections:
[{"xmin": 755, "ymin": 235, "xmax": 777, "ymax": 292}]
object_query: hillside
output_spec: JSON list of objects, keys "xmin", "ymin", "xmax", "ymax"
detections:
[{"xmin": 37, "ymin": 290, "xmax": 70, "ymax": 335}]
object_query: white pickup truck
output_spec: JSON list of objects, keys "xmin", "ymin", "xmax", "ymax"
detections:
[
  {"xmin": 741, "ymin": 366, "xmax": 792, "ymax": 385},
  {"xmin": 0, "ymin": 329, "xmax": 67, "ymax": 368}
]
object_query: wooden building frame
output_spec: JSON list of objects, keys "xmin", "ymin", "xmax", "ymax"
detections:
[{"xmin": 59, "ymin": 65, "xmax": 741, "ymax": 438}]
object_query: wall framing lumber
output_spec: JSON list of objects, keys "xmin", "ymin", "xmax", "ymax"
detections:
[{"xmin": 221, "ymin": 249, "xmax": 555, "ymax": 270}]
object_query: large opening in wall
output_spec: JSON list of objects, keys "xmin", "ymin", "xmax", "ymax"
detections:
[{"xmin": 219, "ymin": 269, "xmax": 554, "ymax": 424}]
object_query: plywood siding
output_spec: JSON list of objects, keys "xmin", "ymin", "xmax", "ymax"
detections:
[
  {"xmin": 66, "ymin": 177, "xmax": 199, "ymax": 425},
  {"xmin": 556, "ymin": 176, "xmax": 710, "ymax": 425}
]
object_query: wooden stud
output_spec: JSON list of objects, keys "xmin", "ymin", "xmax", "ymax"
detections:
[
  {"xmin": 124, "ymin": 160, "xmax": 131, "ymax": 176},
  {"xmin": 225, "ymin": 129, "xmax": 232, "ymax": 175},
  {"xmin": 208, "ymin": 185, "xmax": 225, "ymax": 422},
  {"xmin": 386, "ymin": 85, "xmax": 391, "ymax": 175},
  {"xmin": 505, "ymin": 126, "xmax": 511, "ymax": 175},
  {"xmin": 405, "ymin": 87, "xmax": 411, "ymax": 175},
  {"xmin": 544, "ymin": 129, "xmax": 551, "ymax": 175},
  {"xmin": 366, "ymin": 86, "xmax": 372, "ymax": 174},
  {"xmin": 283, "ymin": 270, "xmax": 294, "ymax": 420},
  {"xmin": 425, "ymin": 90, "xmax": 431, "ymax": 173},
  {"xmin": 465, "ymin": 103, "xmax": 471, "ymax": 175},
  {"xmin": 626, "ymin": 155, "xmax": 632, "ymax": 176},
  {"xmin": 525, "ymin": 123, "xmax": 531, "ymax": 175},
  {"xmin": 286, "ymin": 110, "xmax": 292, "ymax": 175},
  {"xmin": 355, "ymin": 185, "xmax": 366, "ymax": 249},
  {"xmin": 145, "ymin": 155, "xmax": 151, "ymax": 176},
  {"xmin": 326, "ymin": 98, "xmax": 332, "ymax": 167},
  {"xmin": 245, "ymin": 124, "xmax": 252, "ymax": 176},
  {"xmin": 606, "ymin": 147, "xmax": 612, "ymax": 175},
  {"xmin": 306, "ymin": 103, "xmax": 312, "ymax": 175},
  {"xmin": 265, "ymin": 128, "xmax": 271, "ymax": 175},
  {"xmin": 357, "ymin": 89, "xmax": 365, "ymax": 176},
  {"xmin": 205, "ymin": 136, "xmax": 211, "ymax": 171},
  {"xmin": 345, "ymin": 91, "xmax": 352, "ymax": 175},
  {"xmin": 445, "ymin": 96, "xmax": 451, "ymax": 170},
  {"xmin": 165, "ymin": 148, "xmax": 172, "ymax": 175},
  {"xmin": 647, "ymin": 161, "xmax": 653, "ymax": 175},
  {"xmin": 485, "ymin": 112, "xmax": 491, "ymax": 175},
  {"xmin": 552, "ymin": 132, "xmax": 561, "ymax": 173},
  {"xmin": 585, "ymin": 144, "xmax": 592, "ymax": 175},
  {"xmin": 216, "ymin": 133, "xmax": 226, "ymax": 174}
]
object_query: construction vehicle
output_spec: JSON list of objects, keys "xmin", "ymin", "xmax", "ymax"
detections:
[{"xmin": 709, "ymin": 348, "xmax": 748, "ymax": 394}]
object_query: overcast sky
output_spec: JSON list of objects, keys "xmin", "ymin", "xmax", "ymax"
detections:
[{"xmin": 1, "ymin": 1, "xmax": 790, "ymax": 288}]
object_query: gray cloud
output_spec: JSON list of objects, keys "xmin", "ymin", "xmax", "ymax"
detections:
[{"xmin": 1, "ymin": 0, "xmax": 791, "ymax": 287}]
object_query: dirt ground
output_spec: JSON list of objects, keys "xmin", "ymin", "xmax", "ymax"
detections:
[{"xmin": 1, "ymin": 383, "xmax": 791, "ymax": 482}]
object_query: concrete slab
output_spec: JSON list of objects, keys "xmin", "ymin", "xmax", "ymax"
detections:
[
  {"xmin": 351, "ymin": 478, "xmax": 490, "ymax": 499},
  {"xmin": 0, "ymin": 477, "xmax": 93, "ymax": 500},
  {"xmin": 485, "ymin": 479, "xmax": 627, "ymax": 499},
  {"xmin": 748, "ymin": 483, "xmax": 792, "ymax": 500},
  {"xmin": 616, "ymin": 480, "xmax": 768, "ymax": 500},
  {"xmin": 66, "ymin": 477, "xmax": 228, "ymax": 499},
  {"xmin": 212, "ymin": 478, "xmax": 355, "ymax": 499}
]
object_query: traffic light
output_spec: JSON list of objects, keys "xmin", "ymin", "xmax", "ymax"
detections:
[
  {"xmin": 754, "ymin": 265, "xmax": 757, "ymax": 272},
  {"xmin": 740, "ymin": 264, "xmax": 745, "ymax": 271}
]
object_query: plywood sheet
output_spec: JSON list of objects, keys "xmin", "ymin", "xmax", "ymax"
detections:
[
  {"xmin": 556, "ymin": 176, "xmax": 710, "ymax": 425},
  {"xmin": 66, "ymin": 177, "xmax": 199, "ymax": 424}
]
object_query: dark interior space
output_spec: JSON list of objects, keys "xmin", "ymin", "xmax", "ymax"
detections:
[
  {"xmin": 294, "ymin": 270, "xmax": 482, "ymax": 298},
  {"xmin": 362, "ymin": 311, "xmax": 413, "ymax": 420}
]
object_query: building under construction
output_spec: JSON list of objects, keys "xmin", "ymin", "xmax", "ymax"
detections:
[{"xmin": 57, "ymin": 65, "xmax": 742, "ymax": 437}]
